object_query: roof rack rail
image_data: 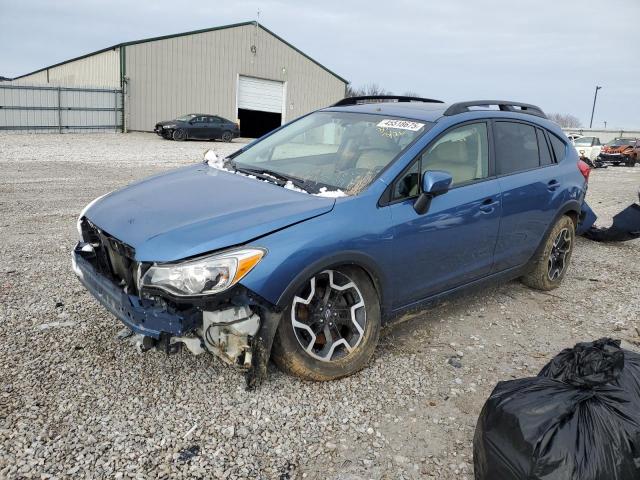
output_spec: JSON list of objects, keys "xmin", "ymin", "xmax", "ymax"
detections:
[
  {"xmin": 443, "ymin": 100, "xmax": 547, "ymax": 118},
  {"xmin": 333, "ymin": 95, "xmax": 444, "ymax": 107}
]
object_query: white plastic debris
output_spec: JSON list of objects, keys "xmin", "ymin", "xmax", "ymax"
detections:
[
  {"xmin": 314, "ymin": 187, "xmax": 347, "ymax": 198},
  {"xmin": 183, "ymin": 423, "xmax": 198, "ymax": 440},
  {"xmin": 204, "ymin": 149, "xmax": 228, "ymax": 170},
  {"xmin": 38, "ymin": 321, "xmax": 77, "ymax": 330},
  {"xmin": 283, "ymin": 180, "xmax": 307, "ymax": 193}
]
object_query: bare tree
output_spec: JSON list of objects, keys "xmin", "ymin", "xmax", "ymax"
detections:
[
  {"xmin": 362, "ymin": 83, "xmax": 393, "ymax": 96},
  {"xmin": 345, "ymin": 83, "xmax": 393, "ymax": 97},
  {"xmin": 402, "ymin": 91, "xmax": 421, "ymax": 97},
  {"xmin": 547, "ymin": 113, "xmax": 583, "ymax": 128}
]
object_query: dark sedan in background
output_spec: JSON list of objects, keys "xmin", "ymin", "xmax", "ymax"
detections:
[{"xmin": 155, "ymin": 114, "xmax": 240, "ymax": 142}]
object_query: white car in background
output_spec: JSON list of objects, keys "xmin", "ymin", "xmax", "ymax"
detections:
[{"xmin": 572, "ymin": 136, "xmax": 602, "ymax": 161}]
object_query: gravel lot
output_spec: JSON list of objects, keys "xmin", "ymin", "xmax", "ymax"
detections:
[{"xmin": 1, "ymin": 132, "xmax": 639, "ymax": 479}]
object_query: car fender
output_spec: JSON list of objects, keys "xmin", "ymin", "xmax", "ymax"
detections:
[
  {"xmin": 527, "ymin": 198, "xmax": 582, "ymax": 265},
  {"xmin": 239, "ymin": 196, "xmax": 394, "ymax": 318},
  {"xmin": 271, "ymin": 250, "xmax": 388, "ymax": 312}
]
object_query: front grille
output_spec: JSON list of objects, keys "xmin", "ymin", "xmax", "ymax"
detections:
[{"xmin": 81, "ymin": 219, "xmax": 138, "ymax": 293}]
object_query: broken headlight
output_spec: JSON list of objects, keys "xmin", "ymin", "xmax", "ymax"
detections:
[{"xmin": 140, "ymin": 248, "xmax": 265, "ymax": 296}]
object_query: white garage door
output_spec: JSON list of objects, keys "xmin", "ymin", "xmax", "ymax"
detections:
[{"xmin": 238, "ymin": 76, "xmax": 284, "ymax": 114}]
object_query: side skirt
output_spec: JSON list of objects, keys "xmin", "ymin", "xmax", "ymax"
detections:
[{"xmin": 385, "ymin": 264, "xmax": 527, "ymax": 323}]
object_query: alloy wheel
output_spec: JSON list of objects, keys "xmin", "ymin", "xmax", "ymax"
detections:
[
  {"xmin": 547, "ymin": 228, "xmax": 571, "ymax": 281},
  {"xmin": 172, "ymin": 129, "xmax": 186, "ymax": 141},
  {"xmin": 291, "ymin": 270, "xmax": 366, "ymax": 362}
]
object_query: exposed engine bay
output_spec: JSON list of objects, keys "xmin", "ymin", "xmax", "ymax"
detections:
[{"xmin": 129, "ymin": 305, "xmax": 261, "ymax": 367}]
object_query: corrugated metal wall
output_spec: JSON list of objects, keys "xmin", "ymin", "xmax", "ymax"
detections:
[
  {"xmin": 12, "ymin": 49, "xmax": 120, "ymax": 88},
  {"xmin": 0, "ymin": 84, "xmax": 123, "ymax": 133},
  {"xmin": 125, "ymin": 24, "xmax": 346, "ymax": 131}
]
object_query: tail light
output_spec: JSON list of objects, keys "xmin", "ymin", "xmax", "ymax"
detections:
[{"xmin": 578, "ymin": 160, "xmax": 591, "ymax": 182}]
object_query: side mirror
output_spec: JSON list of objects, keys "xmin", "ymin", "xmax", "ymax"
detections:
[{"xmin": 413, "ymin": 170, "xmax": 453, "ymax": 215}]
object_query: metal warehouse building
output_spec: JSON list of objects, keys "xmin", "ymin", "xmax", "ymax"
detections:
[{"xmin": 10, "ymin": 21, "xmax": 347, "ymax": 136}]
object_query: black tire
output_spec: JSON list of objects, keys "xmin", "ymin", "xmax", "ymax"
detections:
[
  {"xmin": 221, "ymin": 131, "xmax": 233, "ymax": 142},
  {"xmin": 172, "ymin": 129, "xmax": 187, "ymax": 141},
  {"xmin": 521, "ymin": 215, "xmax": 575, "ymax": 291},
  {"xmin": 271, "ymin": 266, "xmax": 381, "ymax": 381},
  {"xmin": 626, "ymin": 157, "xmax": 637, "ymax": 167}
]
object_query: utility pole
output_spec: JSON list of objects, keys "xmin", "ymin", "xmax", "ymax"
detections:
[{"xmin": 589, "ymin": 86, "xmax": 602, "ymax": 128}]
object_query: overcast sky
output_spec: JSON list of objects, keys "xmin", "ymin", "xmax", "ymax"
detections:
[{"xmin": 1, "ymin": 0, "xmax": 638, "ymax": 128}]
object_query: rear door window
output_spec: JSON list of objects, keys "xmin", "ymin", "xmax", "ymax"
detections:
[
  {"xmin": 548, "ymin": 134, "xmax": 566, "ymax": 162},
  {"xmin": 536, "ymin": 129, "xmax": 554, "ymax": 165},
  {"xmin": 494, "ymin": 121, "xmax": 540, "ymax": 175}
]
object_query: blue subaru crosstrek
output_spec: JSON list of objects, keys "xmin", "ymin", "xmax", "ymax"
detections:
[{"xmin": 72, "ymin": 97, "xmax": 591, "ymax": 387}]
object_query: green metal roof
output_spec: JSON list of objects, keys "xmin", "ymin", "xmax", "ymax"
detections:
[{"xmin": 12, "ymin": 21, "xmax": 348, "ymax": 84}]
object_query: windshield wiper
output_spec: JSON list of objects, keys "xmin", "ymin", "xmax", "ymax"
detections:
[
  {"xmin": 234, "ymin": 166, "xmax": 286, "ymax": 186},
  {"xmin": 231, "ymin": 163, "xmax": 309, "ymax": 192}
]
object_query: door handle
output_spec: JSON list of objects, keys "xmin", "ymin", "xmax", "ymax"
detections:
[
  {"xmin": 479, "ymin": 197, "xmax": 499, "ymax": 213},
  {"xmin": 547, "ymin": 179, "xmax": 560, "ymax": 191}
]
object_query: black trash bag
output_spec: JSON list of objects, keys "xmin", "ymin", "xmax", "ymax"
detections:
[
  {"xmin": 474, "ymin": 338, "xmax": 640, "ymax": 480},
  {"xmin": 538, "ymin": 337, "xmax": 625, "ymax": 387}
]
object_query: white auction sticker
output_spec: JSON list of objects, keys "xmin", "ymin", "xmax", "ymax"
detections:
[{"xmin": 377, "ymin": 119, "xmax": 424, "ymax": 131}]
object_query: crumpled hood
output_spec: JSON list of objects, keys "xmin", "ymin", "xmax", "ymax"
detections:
[
  {"xmin": 603, "ymin": 145, "xmax": 631, "ymax": 154},
  {"xmin": 83, "ymin": 164, "xmax": 335, "ymax": 262}
]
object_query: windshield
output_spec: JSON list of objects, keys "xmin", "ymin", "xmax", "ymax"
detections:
[
  {"xmin": 607, "ymin": 138, "xmax": 633, "ymax": 146},
  {"xmin": 177, "ymin": 114, "xmax": 197, "ymax": 122},
  {"xmin": 231, "ymin": 111, "xmax": 430, "ymax": 194}
]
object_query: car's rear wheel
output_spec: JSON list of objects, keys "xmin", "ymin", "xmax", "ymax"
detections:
[
  {"xmin": 271, "ymin": 267, "xmax": 381, "ymax": 381},
  {"xmin": 172, "ymin": 129, "xmax": 187, "ymax": 141},
  {"xmin": 521, "ymin": 215, "xmax": 575, "ymax": 291},
  {"xmin": 221, "ymin": 131, "xmax": 233, "ymax": 142}
]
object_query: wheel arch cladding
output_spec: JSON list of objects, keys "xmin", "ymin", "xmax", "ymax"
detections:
[
  {"xmin": 272, "ymin": 252, "xmax": 387, "ymax": 315},
  {"xmin": 528, "ymin": 200, "xmax": 581, "ymax": 264},
  {"xmin": 564, "ymin": 209, "xmax": 578, "ymax": 228},
  {"xmin": 558, "ymin": 200, "xmax": 581, "ymax": 227}
]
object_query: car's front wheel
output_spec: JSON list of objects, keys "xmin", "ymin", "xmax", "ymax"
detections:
[
  {"xmin": 521, "ymin": 215, "xmax": 575, "ymax": 291},
  {"xmin": 172, "ymin": 129, "xmax": 187, "ymax": 141},
  {"xmin": 272, "ymin": 267, "xmax": 381, "ymax": 381}
]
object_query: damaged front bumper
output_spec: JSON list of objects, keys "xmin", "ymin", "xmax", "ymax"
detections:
[
  {"xmin": 72, "ymin": 243, "xmax": 279, "ymax": 388},
  {"xmin": 73, "ymin": 248, "xmax": 196, "ymax": 339},
  {"xmin": 596, "ymin": 153, "xmax": 629, "ymax": 165}
]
